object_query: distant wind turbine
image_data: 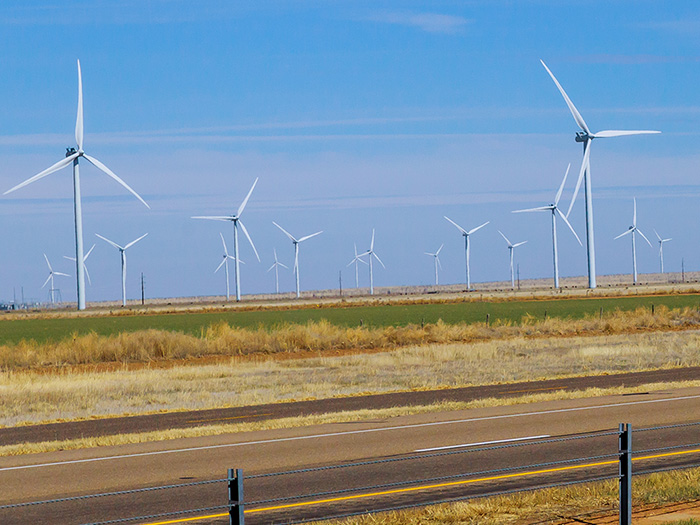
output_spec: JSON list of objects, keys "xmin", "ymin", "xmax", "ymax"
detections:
[
  {"xmin": 498, "ymin": 231, "xmax": 527, "ymax": 289},
  {"xmin": 193, "ymin": 178, "xmax": 260, "ymax": 302},
  {"xmin": 362, "ymin": 229, "xmax": 385, "ymax": 295},
  {"xmin": 653, "ymin": 230, "xmax": 672, "ymax": 274},
  {"xmin": 346, "ymin": 243, "xmax": 368, "ymax": 289},
  {"xmin": 64, "ymin": 244, "xmax": 96, "ymax": 286},
  {"xmin": 540, "ymin": 59, "xmax": 660, "ymax": 289},
  {"xmin": 95, "ymin": 233, "xmax": 148, "ymax": 307},
  {"xmin": 42, "ymin": 254, "xmax": 70, "ymax": 305},
  {"xmin": 444, "ymin": 217, "xmax": 488, "ymax": 290},
  {"xmin": 424, "ymin": 244, "xmax": 443, "ymax": 285},
  {"xmin": 267, "ymin": 248, "xmax": 288, "ymax": 295},
  {"xmin": 214, "ymin": 232, "xmax": 239, "ymax": 300},
  {"xmin": 273, "ymin": 222, "xmax": 322, "ymax": 299},
  {"xmin": 512, "ymin": 164, "xmax": 582, "ymax": 289},
  {"xmin": 614, "ymin": 198, "xmax": 652, "ymax": 284},
  {"xmin": 4, "ymin": 60, "xmax": 149, "ymax": 311}
]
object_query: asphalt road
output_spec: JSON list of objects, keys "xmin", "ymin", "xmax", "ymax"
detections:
[
  {"xmin": 2, "ymin": 366, "xmax": 699, "ymax": 447},
  {"xmin": 1, "ymin": 387, "xmax": 700, "ymax": 524}
]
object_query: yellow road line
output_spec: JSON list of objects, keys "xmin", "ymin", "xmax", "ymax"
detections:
[{"xmin": 141, "ymin": 447, "xmax": 700, "ymax": 525}]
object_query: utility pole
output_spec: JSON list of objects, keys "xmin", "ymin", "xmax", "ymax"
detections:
[
  {"xmin": 517, "ymin": 264, "xmax": 521, "ymax": 290},
  {"xmin": 338, "ymin": 270, "xmax": 342, "ymax": 296},
  {"xmin": 141, "ymin": 273, "xmax": 145, "ymax": 305},
  {"xmin": 682, "ymin": 258, "xmax": 685, "ymax": 283}
]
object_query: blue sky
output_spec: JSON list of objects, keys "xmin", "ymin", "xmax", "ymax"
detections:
[{"xmin": 1, "ymin": 1, "xmax": 699, "ymax": 302}]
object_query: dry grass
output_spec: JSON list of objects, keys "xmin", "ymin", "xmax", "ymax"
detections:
[{"xmin": 2, "ymin": 306, "xmax": 700, "ymax": 370}]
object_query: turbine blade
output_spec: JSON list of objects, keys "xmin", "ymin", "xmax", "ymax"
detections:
[
  {"xmin": 273, "ymin": 221, "xmax": 297, "ymax": 242},
  {"xmin": 614, "ymin": 229, "xmax": 633, "ymax": 240},
  {"xmin": 436, "ymin": 244, "xmax": 444, "ymax": 255},
  {"xmin": 467, "ymin": 221, "xmax": 489, "ymax": 235},
  {"xmin": 593, "ymin": 130, "xmax": 661, "ymax": 138},
  {"xmin": 54, "ymin": 272, "xmax": 70, "ymax": 277},
  {"xmin": 239, "ymin": 221, "xmax": 260, "ymax": 262},
  {"xmin": 84, "ymin": 265, "xmax": 92, "ymax": 286},
  {"xmin": 637, "ymin": 228, "xmax": 653, "ymax": 247},
  {"xmin": 653, "ymin": 228, "xmax": 661, "ymax": 241},
  {"xmin": 278, "ymin": 262, "xmax": 289, "ymax": 269},
  {"xmin": 373, "ymin": 251, "xmax": 386, "ymax": 269},
  {"xmin": 42, "ymin": 274, "xmax": 52, "ymax": 288},
  {"xmin": 44, "ymin": 253, "xmax": 53, "ymax": 272},
  {"xmin": 554, "ymin": 163, "xmax": 571, "ymax": 206},
  {"xmin": 370, "ymin": 228, "xmax": 375, "ymax": 251},
  {"xmin": 63, "ymin": 256, "xmax": 76, "ymax": 262},
  {"xmin": 84, "ymin": 244, "xmax": 96, "ymax": 260},
  {"xmin": 4, "ymin": 153, "xmax": 78, "ymax": 195},
  {"xmin": 437, "ymin": 257, "xmax": 442, "ymax": 270},
  {"xmin": 663, "ymin": 238, "xmax": 672, "ymax": 242},
  {"xmin": 75, "ymin": 59, "xmax": 84, "ymax": 151},
  {"xmin": 512, "ymin": 241, "xmax": 527, "ymax": 248},
  {"xmin": 512, "ymin": 206, "xmax": 551, "ymax": 213},
  {"xmin": 497, "ymin": 230, "xmax": 512, "ymax": 247},
  {"xmin": 444, "ymin": 216, "xmax": 468, "ymax": 235},
  {"xmin": 215, "ymin": 258, "xmax": 226, "ymax": 273},
  {"xmin": 219, "ymin": 232, "xmax": 229, "ymax": 256},
  {"xmin": 83, "ymin": 154, "xmax": 150, "ymax": 209},
  {"xmin": 236, "ymin": 177, "xmax": 258, "ymax": 218},
  {"xmin": 540, "ymin": 59, "xmax": 591, "ymax": 134},
  {"xmin": 633, "ymin": 198, "xmax": 637, "ymax": 227},
  {"xmin": 566, "ymin": 141, "xmax": 591, "ymax": 218},
  {"xmin": 298, "ymin": 231, "xmax": 323, "ymax": 243},
  {"xmin": 95, "ymin": 233, "xmax": 123, "ymax": 250},
  {"xmin": 267, "ymin": 262, "xmax": 275, "ymax": 272},
  {"xmin": 556, "ymin": 208, "xmax": 583, "ymax": 246},
  {"xmin": 124, "ymin": 233, "xmax": 148, "ymax": 250},
  {"xmin": 192, "ymin": 216, "xmax": 233, "ymax": 221}
]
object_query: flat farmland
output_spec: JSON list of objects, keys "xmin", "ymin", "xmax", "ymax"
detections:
[{"xmin": 2, "ymin": 293, "xmax": 700, "ymax": 345}]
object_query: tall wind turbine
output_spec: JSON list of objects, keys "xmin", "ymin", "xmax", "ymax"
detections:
[
  {"xmin": 346, "ymin": 243, "xmax": 368, "ymax": 289},
  {"xmin": 273, "ymin": 222, "xmax": 322, "ymax": 299},
  {"xmin": 214, "ymin": 232, "xmax": 238, "ymax": 300},
  {"xmin": 653, "ymin": 229, "xmax": 672, "ymax": 274},
  {"xmin": 64, "ymin": 244, "xmax": 96, "ymax": 286},
  {"xmin": 512, "ymin": 164, "xmax": 582, "ymax": 289},
  {"xmin": 362, "ymin": 229, "xmax": 385, "ymax": 295},
  {"xmin": 444, "ymin": 217, "xmax": 488, "ymax": 290},
  {"xmin": 540, "ymin": 60, "xmax": 660, "ymax": 289},
  {"xmin": 95, "ymin": 233, "xmax": 148, "ymax": 307},
  {"xmin": 498, "ymin": 231, "xmax": 527, "ymax": 289},
  {"xmin": 192, "ymin": 178, "xmax": 260, "ymax": 302},
  {"xmin": 4, "ymin": 60, "xmax": 149, "ymax": 311},
  {"xmin": 267, "ymin": 248, "xmax": 288, "ymax": 295},
  {"xmin": 425, "ymin": 244, "xmax": 443, "ymax": 285},
  {"xmin": 42, "ymin": 254, "xmax": 70, "ymax": 305},
  {"xmin": 614, "ymin": 198, "xmax": 652, "ymax": 284}
]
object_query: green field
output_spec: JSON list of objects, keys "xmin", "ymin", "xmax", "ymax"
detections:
[{"xmin": 1, "ymin": 294, "xmax": 699, "ymax": 345}]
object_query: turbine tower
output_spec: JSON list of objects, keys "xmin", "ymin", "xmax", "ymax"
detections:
[
  {"xmin": 4, "ymin": 60, "xmax": 149, "ymax": 311},
  {"xmin": 346, "ymin": 243, "xmax": 368, "ymax": 289},
  {"xmin": 424, "ymin": 244, "xmax": 443, "ymax": 285},
  {"xmin": 64, "ymin": 244, "xmax": 96, "ymax": 286},
  {"xmin": 273, "ymin": 222, "xmax": 322, "ymax": 299},
  {"xmin": 267, "ymin": 248, "xmax": 288, "ymax": 295},
  {"xmin": 512, "ymin": 164, "xmax": 582, "ymax": 289},
  {"xmin": 362, "ymin": 229, "xmax": 385, "ymax": 295},
  {"xmin": 192, "ymin": 178, "xmax": 260, "ymax": 302},
  {"xmin": 614, "ymin": 198, "xmax": 652, "ymax": 284},
  {"xmin": 540, "ymin": 60, "xmax": 660, "ymax": 289},
  {"xmin": 95, "ymin": 233, "xmax": 148, "ymax": 307},
  {"xmin": 498, "ymin": 231, "xmax": 527, "ymax": 289},
  {"xmin": 214, "ymin": 232, "xmax": 238, "ymax": 300},
  {"xmin": 653, "ymin": 229, "xmax": 672, "ymax": 274},
  {"xmin": 444, "ymin": 217, "xmax": 488, "ymax": 291},
  {"xmin": 42, "ymin": 254, "xmax": 70, "ymax": 305}
]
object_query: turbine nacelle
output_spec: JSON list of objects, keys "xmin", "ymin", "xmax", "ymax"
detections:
[{"xmin": 575, "ymin": 132, "xmax": 589, "ymax": 143}]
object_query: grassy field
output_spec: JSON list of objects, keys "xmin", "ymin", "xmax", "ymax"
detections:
[{"xmin": 2, "ymin": 293, "xmax": 700, "ymax": 345}]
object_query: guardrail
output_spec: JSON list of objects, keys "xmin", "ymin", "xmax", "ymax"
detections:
[{"xmin": 2, "ymin": 422, "xmax": 700, "ymax": 524}]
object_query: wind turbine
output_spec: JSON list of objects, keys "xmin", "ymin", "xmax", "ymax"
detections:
[
  {"xmin": 95, "ymin": 233, "xmax": 148, "ymax": 307},
  {"xmin": 424, "ymin": 244, "xmax": 443, "ymax": 285},
  {"xmin": 362, "ymin": 229, "xmax": 385, "ymax": 295},
  {"xmin": 267, "ymin": 248, "xmax": 288, "ymax": 295},
  {"xmin": 214, "ymin": 232, "xmax": 239, "ymax": 300},
  {"xmin": 540, "ymin": 60, "xmax": 660, "ymax": 289},
  {"xmin": 498, "ymin": 231, "xmax": 527, "ymax": 289},
  {"xmin": 273, "ymin": 222, "xmax": 322, "ymax": 299},
  {"xmin": 444, "ymin": 217, "xmax": 489, "ymax": 290},
  {"xmin": 64, "ymin": 244, "xmax": 96, "ymax": 286},
  {"xmin": 42, "ymin": 254, "xmax": 70, "ymax": 305},
  {"xmin": 192, "ymin": 178, "xmax": 260, "ymax": 302},
  {"xmin": 4, "ymin": 60, "xmax": 149, "ymax": 311},
  {"xmin": 614, "ymin": 198, "xmax": 652, "ymax": 284},
  {"xmin": 512, "ymin": 164, "xmax": 582, "ymax": 289},
  {"xmin": 346, "ymin": 243, "xmax": 368, "ymax": 289},
  {"xmin": 653, "ymin": 229, "xmax": 672, "ymax": 274}
]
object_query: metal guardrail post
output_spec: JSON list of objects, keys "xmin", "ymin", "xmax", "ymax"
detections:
[
  {"xmin": 228, "ymin": 468, "xmax": 244, "ymax": 525},
  {"xmin": 619, "ymin": 423, "xmax": 632, "ymax": 525}
]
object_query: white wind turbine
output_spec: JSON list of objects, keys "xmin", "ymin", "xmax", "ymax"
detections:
[
  {"xmin": 512, "ymin": 164, "xmax": 582, "ymax": 289},
  {"xmin": 362, "ymin": 229, "xmax": 385, "ymax": 295},
  {"xmin": 64, "ymin": 244, "xmax": 96, "ymax": 286},
  {"xmin": 95, "ymin": 233, "xmax": 148, "ymax": 307},
  {"xmin": 214, "ymin": 232, "xmax": 239, "ymax": 300},
  {"xmin": 346, "ymin": 243, "xmax": 368, "ymax": 289},
  {"xmin": 192, "ymin": 178, "xmax": 260, "ymax": 302},
  {"xmin": 444, "ymin": 217, "xmax": 489, "ymax": 290},
  {"xmin": 653, "ymin": 229, "xmax": 672, "ymax": 274},
  {"xmin": 614, "ymin": 198, "xmax": 652, "ymax": 284},
  {"xmin": 273, "ymin": 222, "xmax": 322, "ymax": 299},
  {"xmin": 4, "ymin": 60, "xmax": 149, "ymax": 311},
  {"xmin": 267, "ymin": 248, "xmax": 288, "ymax": 295},
  {"xmin": 425, "ymin": 244, "xmax": 443, "ymax": 285},
  {"xmin": 42, "ymin": 254, "xmax": 70, "ymax": 305},
  {"xmin": 540, "ymin": 60, "xmax": 660, "ymax": 289},
  {"xmin": 498, "ymin": 231, "xmax": 527, "ymax": 289}
]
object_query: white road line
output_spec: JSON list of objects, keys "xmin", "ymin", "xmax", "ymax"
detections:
[
  {"xmin": 2, "ymin": 393, "xmax": 699, "ymax": 473},
  {"xmin": 414, "ymin": 434, "xmax": 551, "ymax": 453}
]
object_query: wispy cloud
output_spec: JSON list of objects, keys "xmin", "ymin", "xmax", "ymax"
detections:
[{"xmin": 366, "ymin": 10, "xmax": 472, "ymax": 34}]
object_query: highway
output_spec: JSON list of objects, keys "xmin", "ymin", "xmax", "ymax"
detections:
[{"xmin": 1, "ymin": 388, "xmax": 700, "ymax": 524}]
